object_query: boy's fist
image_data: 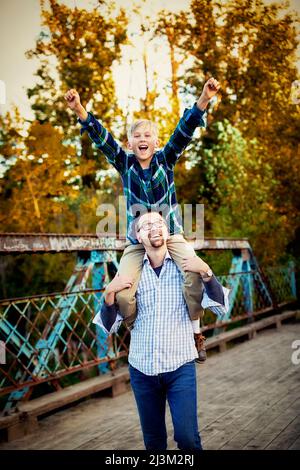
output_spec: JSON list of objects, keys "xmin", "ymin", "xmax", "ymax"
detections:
[
  {"xmin": 197, "ymin": 77, "xmax": 221, "ymax": 110},
  {"xmin": 64, "ymin": 89, "xmax": 81, "ymax": 111},
  {"xmin": 203, "ymin": 77, "xmax": 220, "ymax": 100}
]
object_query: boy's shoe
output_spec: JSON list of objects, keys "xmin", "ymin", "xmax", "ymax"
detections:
[{"xmin": 194, "ymin": 333, "xmax": 207, "ymax": 363}]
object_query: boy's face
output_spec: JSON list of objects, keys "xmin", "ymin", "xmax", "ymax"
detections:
[{"xmin": 127, "ymin": 123, "xmax": 159, "ymax": 165}]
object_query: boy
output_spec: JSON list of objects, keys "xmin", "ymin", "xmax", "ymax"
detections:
[{"xmin": 65, "ymin": 77, "xmax": 220, "ymax": 362}]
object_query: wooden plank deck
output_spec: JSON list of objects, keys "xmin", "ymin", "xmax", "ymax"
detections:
[{"xmin": 1, "ymin": 319, "xmax": 299, "ymax": 450}]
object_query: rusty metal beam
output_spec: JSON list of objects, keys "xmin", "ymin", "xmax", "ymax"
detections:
[{"xmin": 0, "ymin": 233, "xmax": 251, "ymax": 253}]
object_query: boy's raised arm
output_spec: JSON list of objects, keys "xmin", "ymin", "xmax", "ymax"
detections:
[
  {"xmin": 162, "ymin": 77, "xmax": 220, "ymax": 169},
  {"xmin": 64, "ymin": 89, "xmax": 130, "ymax": 175},
  {"xmin": 65, "ymin": 89, "xmax": 88, "ymax": 121},
  {"xmin": 196, "ymin": 77, "xmax": 220, "ymax": 112}
]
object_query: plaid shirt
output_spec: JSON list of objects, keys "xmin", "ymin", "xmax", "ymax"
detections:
[
  {"xmin": 93, "ymin": 252, "xmax": 230, "ymax": 375},
  {"xmin": 78, "ymin": 104, "xmax": 206, "ymax": 243}
]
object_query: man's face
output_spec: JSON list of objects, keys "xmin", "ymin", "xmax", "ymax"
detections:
[
  {"xmin": 127, "ymin": 124, "xmax": 159, "ymax": 165},
  {"xmin": 136, "ymin": 213, "xmax": 169, "ymax": 248}
]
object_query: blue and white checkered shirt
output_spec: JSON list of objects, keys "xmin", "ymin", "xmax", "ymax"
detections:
[{"xmin": 93, "ymin": 252, "xmax": 229, "ymax": 375}]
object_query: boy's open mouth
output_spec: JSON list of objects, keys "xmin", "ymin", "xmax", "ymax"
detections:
[{"xmin": 138, "ymin": 144, "xmax": 148, "ymax": 152}]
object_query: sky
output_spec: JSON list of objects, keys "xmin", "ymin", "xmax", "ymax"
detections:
[{"xmin": 0, "ymin": 0, "xmax": 299, "ymax": 120}]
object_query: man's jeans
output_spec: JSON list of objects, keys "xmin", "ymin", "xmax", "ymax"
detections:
[{"xmin": 129, "ymin": 360, "xmax": 202, "ymax": 450}]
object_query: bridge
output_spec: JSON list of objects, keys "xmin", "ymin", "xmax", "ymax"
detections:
[
  {"xmin": 0, "ymin": 317, "xmax": 299, "ymax": 450},
  {"xmin": 0, "ymin": 232, "xmax": 298, "ymax": 448}
]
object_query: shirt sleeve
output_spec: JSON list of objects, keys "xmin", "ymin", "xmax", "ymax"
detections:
[
  {"xmin": 92, "ymin": 300, "xmax": 123, "ymax": 335},
  {"xmin": 201, "ymin": 275, "xmax": 230, "ymax": 320},
  {"xmin": 78, "ymin": 112, "xmax": 130, "ymax": 176},
  {"xmin": 162, "ymin": 103, "xmax": 207, "ymax": 170}
]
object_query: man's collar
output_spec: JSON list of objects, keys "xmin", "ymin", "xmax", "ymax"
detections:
[{"xmin": 143, "ymin": 249, "xmax": 172, "ymax": 266}]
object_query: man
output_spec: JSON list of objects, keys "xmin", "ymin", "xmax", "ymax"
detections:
[{"xmin": 93, "ymin": 211, "xmax": 229, "ymax": 451}]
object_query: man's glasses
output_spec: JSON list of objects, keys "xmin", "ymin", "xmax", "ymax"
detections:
[{"xmin": 137, "ymin": 221, "xmax": 166, "ymax": 232}]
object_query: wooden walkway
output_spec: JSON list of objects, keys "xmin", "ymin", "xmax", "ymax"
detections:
[{"xmin": 1, "ymin": 320, "xmax": 299, "ymax": 450}]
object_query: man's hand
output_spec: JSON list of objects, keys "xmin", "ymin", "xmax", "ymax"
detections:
[
  {"xmin": 106, "ymin": 273, "xmax": 134, "ymax": 294},
  {"xmin": 64, "ymin": 89, "xmax": 88, "ymax": 121},
  {"xmin": 182, "ymin": 256, "xmax": 210, "ymax": 277},
  {"xmin": 197, "ymin": 77, "xmax": 221, "ymax": 111},
  {"xmin": 105, "ymin": 273, "xmax": 134, "ymax": 305}
]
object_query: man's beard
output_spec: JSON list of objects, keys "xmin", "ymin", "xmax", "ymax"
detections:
[
  {"xmin": 148, "ymin": 231, "xmax": 164, "ymax": 247},
  {"xmin": 149, "ymin": 237, "xmax": 164, "ymax": 248}
]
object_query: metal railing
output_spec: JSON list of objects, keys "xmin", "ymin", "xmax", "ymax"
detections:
[{"xmin": 0, "ymin": 264, "xmax": 297, "ymax": 414}]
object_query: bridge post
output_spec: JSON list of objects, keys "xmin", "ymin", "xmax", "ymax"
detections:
[
  {"xmin": 289, "ymin": 260, "xmax": 296, "ymax": 298},
  {"xmin": 241, "ymin": 249, "xmax": 254, "ymax": 320},
  {"xmin": 91, "ymin": 249, "xmax": 119, "ymax": 374}
]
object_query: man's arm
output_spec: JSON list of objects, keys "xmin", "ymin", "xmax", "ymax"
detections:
[
  {"xmin": 182, "ymin": 256, "xmax": 230, "ymax": 319},
  {"xmin": 93, "ymin": 301, "xmax": 122, "ymax": 334},
  {"xmin": 92, "ymin": 274, "xmax": 133, "ymax": 334},
  {"xmin": 64, "ymin": 89, "xmax": 131, "ymax": 175},
  {"xmin": 162, "ymin": 77, "xmax": 220, "ymax": 170}
]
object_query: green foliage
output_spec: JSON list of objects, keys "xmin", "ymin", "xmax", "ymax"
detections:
[
  {"xmin": 0, "ymin": 253, "xmax": 76, "ymax": 300},
  {"xmin": 155, "ymin": 0, "xmax": 300, "ymax": 265},
  {"xmin": 194, "ymin": 119, "xmax": 292, "ymax": 264}
]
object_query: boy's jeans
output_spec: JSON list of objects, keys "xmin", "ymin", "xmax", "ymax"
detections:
[
  {"xmin": 129, "ymin": 360, "xmax": 202, "ymax": 451},
  {"xmin": 115, "ymin": 234, "xmax": 204, "ymax": 327}
]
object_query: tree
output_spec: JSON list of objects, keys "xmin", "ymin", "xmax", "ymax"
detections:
[
  {"xmin": 123, "ymin": 5, "xmax": 181, "ymax": 156},
  {"xmin": 200, "ymin": 120, "xmax": 291, "ymax": 263},
  {"xmin": 0, "ymin": 109, "xmax": 79, "ymax": 232},
  {"xmin": 26, "ymin": 0, "xmax": 128, "ymax": 131},
  {"xmin": 25, "ymin": 0, "xmax": 128, "ymax": 192},
  {"xmin": 154, "ymin": 0, "xmax": 300, "ymax": 263}
]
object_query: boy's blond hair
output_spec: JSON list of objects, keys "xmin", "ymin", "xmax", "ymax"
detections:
[{"xmin": 127, "ymin": 119, "xmax": 158, "ymax": 141}]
